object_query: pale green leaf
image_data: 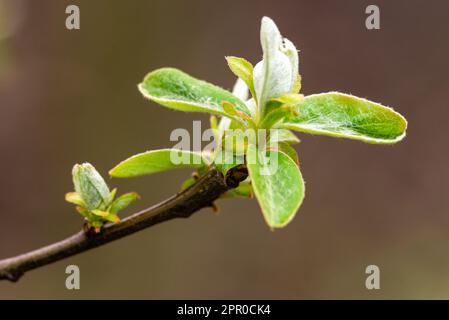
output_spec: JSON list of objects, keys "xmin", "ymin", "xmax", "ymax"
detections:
[
  {"xmin": 75, "ymin": 206, "xmax": 89, "ymax": 219},
  {"xmin": 269, "ymin": 129, "xmax": 300, "ymax": 145},
  {"xmin": 91, "ymin": 209, "xmax": 109, "ymax": 218},
  {"xmin": 281, "ymin": 92, "xmax": 407, "ymax": 144},
  {"xmin": 247, "ymin": 145, "xmax": 305, "ymax": 228},
  {"xmin": 216, "ymin": 79, "xmax": 253, "ymax": 138},
  {"xmin": 221, "ymin": 181, "xmax": 253, "ymax": 199},
  {"xmin": 180, "ymin": 177, "xmax": 197, "ymax": 191},
  {"xmin": 109, "ymin": 192, "xmax": 140, "ymax": 214},
  {"xmin": 222, "ymin": 101, "xmax": 238, "ymax": 116},
  {"xmin": 65, "ymin": 192, "xmax": 86, "ymax": 207},
  {"xmin": 138, "ymin": 68, "xmax": 251, "ymax": 120},
  {"xmin": 107, "ymin": 188, "xmax": 117, "ymax": 205},
  {"xmin": 262, "ymin": 93, "xmax": 303, "ymax": 118},
  {"xmin": 260, "ymin": 105, "xmax": 298, "ymax": 129},
  {"xmin": 110, "ymin": 149, "xmax": 208, "ymax": 178},
  {"xmin": 225, "ymin": 56, "xmax": 257, "ymax": 102},
  {"xmin": 210, "ymin": 115, "xmax": 218, "ymax": 131},
  {"xmin": 104, "ymin": 213, "xmax": 120, "ymax": 223},
  {"xmin": 268, "ymin": 142, "xmax": 299, "ymax": 165}
]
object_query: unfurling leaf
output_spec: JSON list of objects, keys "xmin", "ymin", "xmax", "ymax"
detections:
[
  {"xmin": 68, "ymin": 162, "xmax": 138, "ymax": 230},
  {"xmin": 109, "ymin": 192, "xmax": 140, "ymax": 214},
  {"xmin": 225, "ymin": 56, "xmax": 257, "ymax": 102},
  {"xmin": 253, "ymin": 17, "xmax": 299, "ymax": 115},
  {"xmin": 65, "ymin": 192, "xmax": 86, "ymax": 207},
  {"xmin": 180, "ymin": 176, "xmax": 197, "ymax": 191},
  {"xmin": 272, "ymin": 93, "xmax": 304, "ymax": 106},
  {"xmin": 281, "ymin": 92, "xmax": 407, "ymax": 144},
  {"xmin": 72, "ymin": 163, "xmax": 110, "ymax": 210}
]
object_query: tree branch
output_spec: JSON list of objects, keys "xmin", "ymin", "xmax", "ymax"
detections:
[{"xmin": 0, "ymin": 167, "xmax": 247, "ymax": 282}]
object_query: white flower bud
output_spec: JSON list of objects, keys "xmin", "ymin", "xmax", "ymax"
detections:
[{"xmin": 253, "ymin": 17, "xmax": 299, "ymax": 116}]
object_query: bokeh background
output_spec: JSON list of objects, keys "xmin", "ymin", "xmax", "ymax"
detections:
[{"xmin": 0, "ymin": 0, "xmax": 448, "ymax": 299}]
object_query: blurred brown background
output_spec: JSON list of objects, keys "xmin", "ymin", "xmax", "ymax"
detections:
[{"xmin": 0, "ymin": 0, "xmax": 448, "ymax": 299}]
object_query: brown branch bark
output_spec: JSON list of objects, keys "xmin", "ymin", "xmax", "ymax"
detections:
[{"xmin": 0, "ymin": 167, "xmax": 247, "ymax": 282}]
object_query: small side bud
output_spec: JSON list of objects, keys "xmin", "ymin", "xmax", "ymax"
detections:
[
  {"xmin": 67, "ymin": 162, "xmax": 139, "ymax": 233},
  {"xmin": 72, "ymin": 163, "xmax": 110, "ymax": 210}
]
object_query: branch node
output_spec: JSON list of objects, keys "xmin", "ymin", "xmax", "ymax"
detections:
[{"xmin": 225, "ymin": 164, "xmax": 248, "ymax": 188}]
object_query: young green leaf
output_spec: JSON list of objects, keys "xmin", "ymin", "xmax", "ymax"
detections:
[
  {"xmin": 65, "ymin": 192, "xmax": 86, "ymax": 207},
  {"xmin": 138, "ymin": 68, "xmax": 251, "ymax": 120},
  {"xmin": 210, "ymin": 115, "xmax": 218, "ymax": 131},
  {"xmin": 75, "ymin": 206, "xmax": 90, "ymax": 219},
  {"xmin": 222, "ymin": 101, "xmax": 257, "ymax": 128},
  {"xmin": 273, "ymin": 93, "xmax": 304, "ymax": 106},
  {"xmin": 222, "ymin": 100, "xmax": 238, "ymax": 117},
  {"xmin": 247, "ymin": 145, "xmax": 305, "ymax": 228},
  {"xmin": 216, "ymin": 79, "xmax": 253, "ymax": 139},
  {"xmin": 109, "ymin": 192, "xmax": 140, "ymax": 214},
  {"xmin": 92, "ymin": 209, "xmax": 109, "ymax": 218},
  {"xmin": 260, "ymin": 105, "xmax": 298, "ymax": 129},
  {"xmin": 281, "ymin": 92, "xmax": 407, "ymax": 144},
  {"xmin": 262, "ymin": 93, "xmax": 303, "ymax": 117},
  {"xmin": 180, "ymin": 176, "xmax": 197, "ymax": 191},
  {"xmin": 107, "ymin": 188, "xmax": 117, "ymax": 206},
  {"xmin": 109, "ymin": 149, "xmax": 208, "ymax": 178},
  {"xmin": 225, "ymin": 56, "xmax": 257, "ymax": 102},
  {"xmin": 104, "ymin": 213, "xmax": 120, "ymax": 223},
  {"xmin": 268, "ymin": 141, "xmax": 299, "ymax": 165},
  {"xmin": 269, "ymin": 129, "xmax": 300, "ymax": 145},
  {"xmin": 221, "ymin": 181, "xmax": 253, "ymax": 199}
]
